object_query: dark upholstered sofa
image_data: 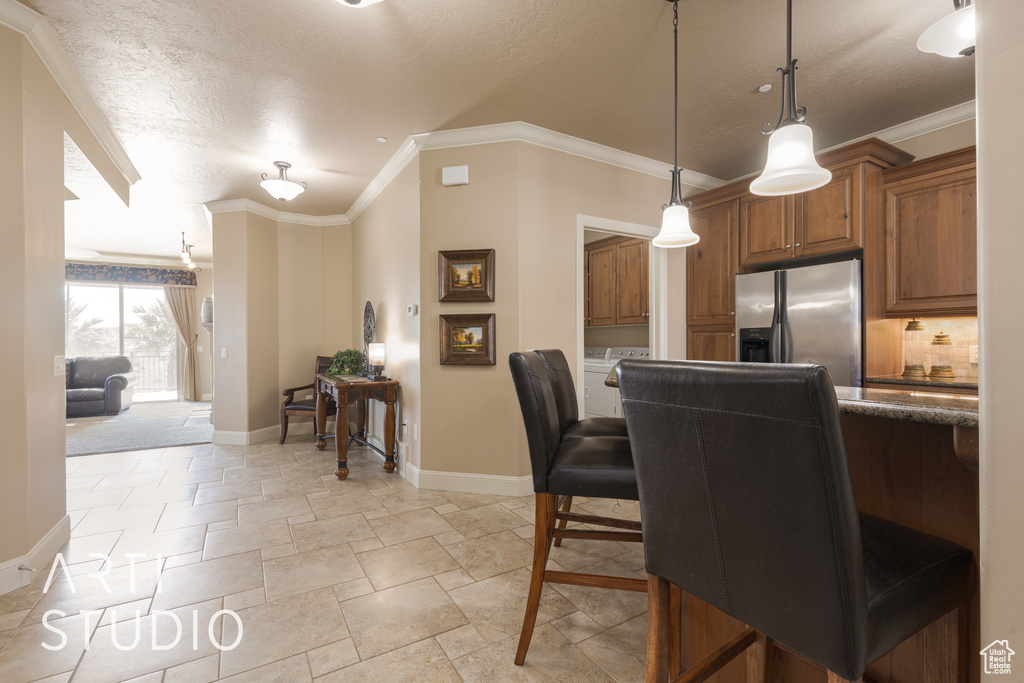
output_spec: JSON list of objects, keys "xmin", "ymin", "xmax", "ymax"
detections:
[{"xmin": 65, "ymin": 356, "xmax": 136, "ymax": 418}]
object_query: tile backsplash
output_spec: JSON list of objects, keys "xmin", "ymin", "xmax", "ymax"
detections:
[{"xmin": 903, "ymin": 317, "xmax": 979, "ymax": 380}]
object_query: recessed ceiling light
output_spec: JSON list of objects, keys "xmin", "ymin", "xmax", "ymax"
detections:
[
  {"xmin": 337, "ymin": 0, "xmax": 384, "ymax": 7},
  {"xmin": 377, "ymin": 137, "xmax": 387, "ymax": 143},
  {"xmin": 758, "ymin": 84, "xmax": 773, "ymax": 93}
]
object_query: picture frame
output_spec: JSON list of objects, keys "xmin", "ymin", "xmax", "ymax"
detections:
[
  {"xmin": 439, "ymin": 313, "xmax": 496, "ymax": 366},
  {"xmin": 438, "ymin": 249, "xmax": 495, "ymax": 302}
]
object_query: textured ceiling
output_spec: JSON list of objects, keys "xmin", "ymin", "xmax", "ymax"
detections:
[{"xmin": 27, "ymin": 0, "xmax": 974, "ymax": 263}]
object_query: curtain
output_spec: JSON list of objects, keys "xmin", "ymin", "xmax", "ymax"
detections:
[{"xmin": 165, "ymin": 286, "xmax": 201, "ymax": 401}]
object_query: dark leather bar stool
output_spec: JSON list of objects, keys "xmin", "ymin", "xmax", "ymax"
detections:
[
  {"xmin": 617, "ymin": 360, "xmax": 974, "ymax": 683},
  {"xmin": 509, "ymin": 351, "xmax": 646, "ymax": 666},
  {"xmin": 536, "ymin": 348, "xmax": 629, "ymax": 545}
]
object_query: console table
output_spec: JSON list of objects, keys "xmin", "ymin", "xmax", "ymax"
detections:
[{"xmin": 314, "ymin": 374, "xmax": 399, "ymax": 480}]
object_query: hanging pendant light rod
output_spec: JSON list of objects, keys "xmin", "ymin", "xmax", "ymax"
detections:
[
  {"xmin": 665, "ymin": 0, "xmax": 686, "ymax": 210},
  {"xmin": 762, "ymin": 0, "xmax": 806, "ymax": 134}
]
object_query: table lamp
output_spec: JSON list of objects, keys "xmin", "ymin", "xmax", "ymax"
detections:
[{"xmin": 368, "ymin": 343, "xmax": 386, "ymax": 380}]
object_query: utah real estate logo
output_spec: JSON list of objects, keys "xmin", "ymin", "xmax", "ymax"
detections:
[{"xmin": 980, "ymin": 640, "xmax": 1015, "ymax": 675}]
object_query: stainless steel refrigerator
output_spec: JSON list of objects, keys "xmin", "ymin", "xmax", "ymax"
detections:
[{"xmin": 735, "ymin": 259, "xmax": 862, "ymax": 387}]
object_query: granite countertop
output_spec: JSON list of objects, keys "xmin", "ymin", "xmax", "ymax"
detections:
[
  {"xmin": 605, "ymin": 367, "xmax": 978, "ymax": 428},
  {"xmin": 833, "ymin": 387, "xmax": 977, "ymax": 427},
  {"xmin": 866, "ymin": 374, "xmax": 978, "ymax": 390}
]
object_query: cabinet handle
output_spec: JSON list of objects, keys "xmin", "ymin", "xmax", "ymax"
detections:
[
  {"xmin": 730, "ymin": 311, "xmax": 735, "ymax": 316},
  {"xmin": 795, "ymin": 243, "xmax": 801, "ymax": 247},
  {"xmin": 786, "ymin": 244, "xmax": 792, "ymax": 249},
  {"xmin": 731, "ymin": 333, "xmax": 735, "ymax": 337}
]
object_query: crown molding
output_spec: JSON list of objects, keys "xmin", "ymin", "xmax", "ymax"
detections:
[
  {"xmin": 819, "ymin": 100, "xmax": 976, "ymax": 156},
  {"xmin": 345, "ymin": 137, "xmax": 421, "ymax": 222},
  {"xmin": 203, "ymin": 198, "xmax": 350, "ymax": 226},
  {"xmin": 0, "ymin": 0, "xmax": 141, "ymax": 186},
  {"xmin": 344, "ymin": 121, "xmax": 725, "ymax": 223}
]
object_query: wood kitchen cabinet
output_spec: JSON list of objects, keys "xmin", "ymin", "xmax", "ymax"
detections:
[
  {"xmin": 883, "ymin": 147, "xmax": 977, "ymax": 317},
  {"xmin": 584, "ymin": 236, "xmax": 648, "ymax": 326},
  {"xmin": 739, "ymin": 163, "xmax": 864, "ymax": 267},
  {"xmin": 687, "ymin": 327, "xmax": 735, "ymax": 362},
  {"xmin": 687, "ymin": 199, "xmax": 739, "ymax": 327}
]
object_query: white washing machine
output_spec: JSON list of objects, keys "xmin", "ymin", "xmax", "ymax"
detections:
[{"xmin": 583, "ymin": 346, "xmax": 649, "ymax": 418}]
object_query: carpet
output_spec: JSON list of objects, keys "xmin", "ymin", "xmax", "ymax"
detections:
[{"xmin": 66, "ymin": 401, "xmax": 213, "ymax": 456}]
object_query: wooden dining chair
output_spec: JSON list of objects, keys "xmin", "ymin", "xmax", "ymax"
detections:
[{"xmin": 279, "ymin": 355, "xmax": 336, "ymax": 443}]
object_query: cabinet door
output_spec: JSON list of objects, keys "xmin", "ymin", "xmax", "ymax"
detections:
[
  {"xmin": 885, "ymin": 168, "xmax": 977, "ymax": 316},
  {"xmin": 587, "ymin": 243, "xmax": 616, "ymax": 326},
  {"xmin": 797, "ymin": 163, "xmax": 863, "ymax": 257},
  {"xmin": 740, "ymin": 194, "xmax": 793, "ymax": 266},
  {"xmin": 583, "ymin": 251, "xmax": 590, "ymax": 327},
  {"xmin": 688, "ymin": 199, "xmax": 739, "ymax": 327},
  {"xmin": 616, "ymin": 238, "xmax": 648, "ymax": 324},
  {"xmin": 687, "ymin": 327, "xmax": 735, "ymax": 362}
]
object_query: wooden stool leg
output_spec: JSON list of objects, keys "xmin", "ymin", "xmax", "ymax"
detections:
[
  {"xmin": 747, "ymin": 633, "xmax": 775, "ymax": 683},
  {"xmin": 553, "ymin": 495, "xmax": 573, "ymax": 547},
  {"xmin": 827, "ymin": 672, "xmax": 861, "ymax": 682},
  {"xmin": 515, "ymin": 494, "xmax": 555, "ymax": 666},
  {"xmin": 646, "ymin": 574, "xmax": 672, "ymax": 683}
]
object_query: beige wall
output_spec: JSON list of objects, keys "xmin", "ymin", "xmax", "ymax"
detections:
[
  {"xmin": 976, "ymin": 0, "xmax": 1024, "ymax": 656},
  {"xmin": 212, "ymin": 209, "xmax": 353, "ymax": 439},
  {"xmin": 277, "ymin": 222, "xmax": 323, "ymax": 397},
  {"xmin": 351, "ymin": 162, "xmax": 421, "ymax": 467},
  {"xmin": 211, "ymin": 211, "xmax": 249, "ymax": 432},
  {"xmin": 0, "ymin": 24, "xmax": 123, "ymax": 580},
  {"xmin": 413, "ymin": 141, "xmax": 678, "ymax": 481},
  {"xmin": 321, "ymin": 225, "xmax": 354, "ymax": 353},
  {"xmin": 194, "ymin": 268, "xmax": 213, "ymax": 399},
  {"xmin": 893, "ymin": 119, "xmax": 976, "ymax": 161}
]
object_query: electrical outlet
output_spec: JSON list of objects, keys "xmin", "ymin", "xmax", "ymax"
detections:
[
  {"xmin": 970, "ymin": 345, "xmax": 979, "ymax": 364},
  {"xmin": 53, "ymin": 355, "xmax": 65, "ymax": 377},
  {"xmin": 413, "ymin": 424, "xmax": 419, "ymax": 440},
  {"xmin": 197, "ymin": 345, "xmax": 203, "ymax": 352}
]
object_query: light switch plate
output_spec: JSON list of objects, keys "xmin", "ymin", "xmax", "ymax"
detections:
[
  {"xmin": 53, "ymin": 355, "xmax": 65, "ymax": 377},
  {"xmin": 970, "ymin": 345, "xmax": 979, "ymax": 364},
  {"xmin": 220, "ymin": 348, "xmax": 228, "ymax": 359}
]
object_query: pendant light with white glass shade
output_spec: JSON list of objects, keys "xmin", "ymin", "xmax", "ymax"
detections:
[
  {"xmin": 918, "ymin": 0, "xmax": 975, "ymax": 58},
  {"xmin": 652, "ymin": 0, "xmax": 699, "ymax": 249},
  {"xmin": 750, "ymin": 0, "xmax": 831, "ymax": 197}
]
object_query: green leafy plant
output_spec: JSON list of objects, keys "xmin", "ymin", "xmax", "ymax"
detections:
[{"xmin": 329, "ymin": 348, "xmax": 365, "ymax": 376}]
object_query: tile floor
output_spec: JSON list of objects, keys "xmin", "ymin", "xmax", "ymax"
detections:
[{"xmin": 0, "ymin": 439, "xmax": 649, "ymax": 682}]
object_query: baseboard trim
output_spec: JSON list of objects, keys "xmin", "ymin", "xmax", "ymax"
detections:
[
  {"xmin": 0, "ymin": 515, "xmax": 71, "ymax": 597},
  {"xmin": 213, "ymin": 420, "xmax": 335, "ymax": 445},
  {"xmin": 406, "ymin": 463, "xmax": 532, "ymax": 496},
  {"xmin": 201, "ymin": 393, "xmax": 211, "ymax": 401}
]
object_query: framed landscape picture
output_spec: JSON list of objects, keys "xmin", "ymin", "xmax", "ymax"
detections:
[
  {"xmin": 438, "ymin": 249, "xmax": 495, "ymax": 302},
  {"xmin": 439, "ymin": 313, "xmax": 495, "ymax": 366}
]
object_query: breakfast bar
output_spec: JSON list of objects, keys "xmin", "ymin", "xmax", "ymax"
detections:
[{"xmin": 606, "ymin": 369, "xmax": 980, "ymax": 682}]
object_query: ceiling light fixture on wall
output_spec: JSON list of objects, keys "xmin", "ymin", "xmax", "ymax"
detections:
[
  {"xmin": 652, "ymin": 0, "xmax": 699, "ymax": 249},
  {"xmin": 750, "ymin": 0, "xmax": 831, "ymax": 197},
  {"xmin": 180, "ymin": 232, "xmax": 200, "ymax": 271},
  {"xmin": 337, "ymin": 0, "xmax": 385, "ymax": 7},
  {"xmin": 918, "ymin": 0, "xmax": 975, "ymax": 58},
  {"xmin": 260, "ymin": 161, "xmax": 306, "ymax": 202}
]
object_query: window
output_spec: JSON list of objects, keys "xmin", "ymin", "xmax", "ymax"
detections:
[{"xmin": 65, "ymin": 283, "xmax": 180, "ymax": 401}]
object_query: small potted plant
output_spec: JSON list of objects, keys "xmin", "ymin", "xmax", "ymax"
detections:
[{"xmin": 328, "ymin": 348, "xmax": 366, "ymax": 376}]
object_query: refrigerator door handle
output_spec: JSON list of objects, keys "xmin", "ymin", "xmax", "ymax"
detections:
[{"xmin": 769, "ymin": 271, "xmax": 783, "ymax": 363}]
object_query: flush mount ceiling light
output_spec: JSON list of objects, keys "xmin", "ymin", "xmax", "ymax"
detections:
[
  {"xmin": 180, "ymin": 232, "xmax": 200, "ymax": 271},
  {"xmin": 337, "ymin": 0, "xmax": 385, "ymax": 7},
  {"xmin": 918, "ymin": 0, "xmax": 975, "ymax": 58},
  {"xmin": 260, "ymin": 161, "xmax": 306, "ymax": 202},
  {"xmin": 652, "ymin": 0, "xmax": 699, "ymax": 249},
  {"xmin": 750, "ymin": 0, "xmax": 831, "ymax": 197}
]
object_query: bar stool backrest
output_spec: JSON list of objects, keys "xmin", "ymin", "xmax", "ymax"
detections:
[
  {"xmin": 617, "ymin": 360, "xmax": 869, "ymax": 680},
  {"xmin": 536, "ymin": 349, "xmax": 579, "ymax": 434},
  {"xmin": 509, "ymin": 351, "xmax": 564, "ymax": 493}
]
